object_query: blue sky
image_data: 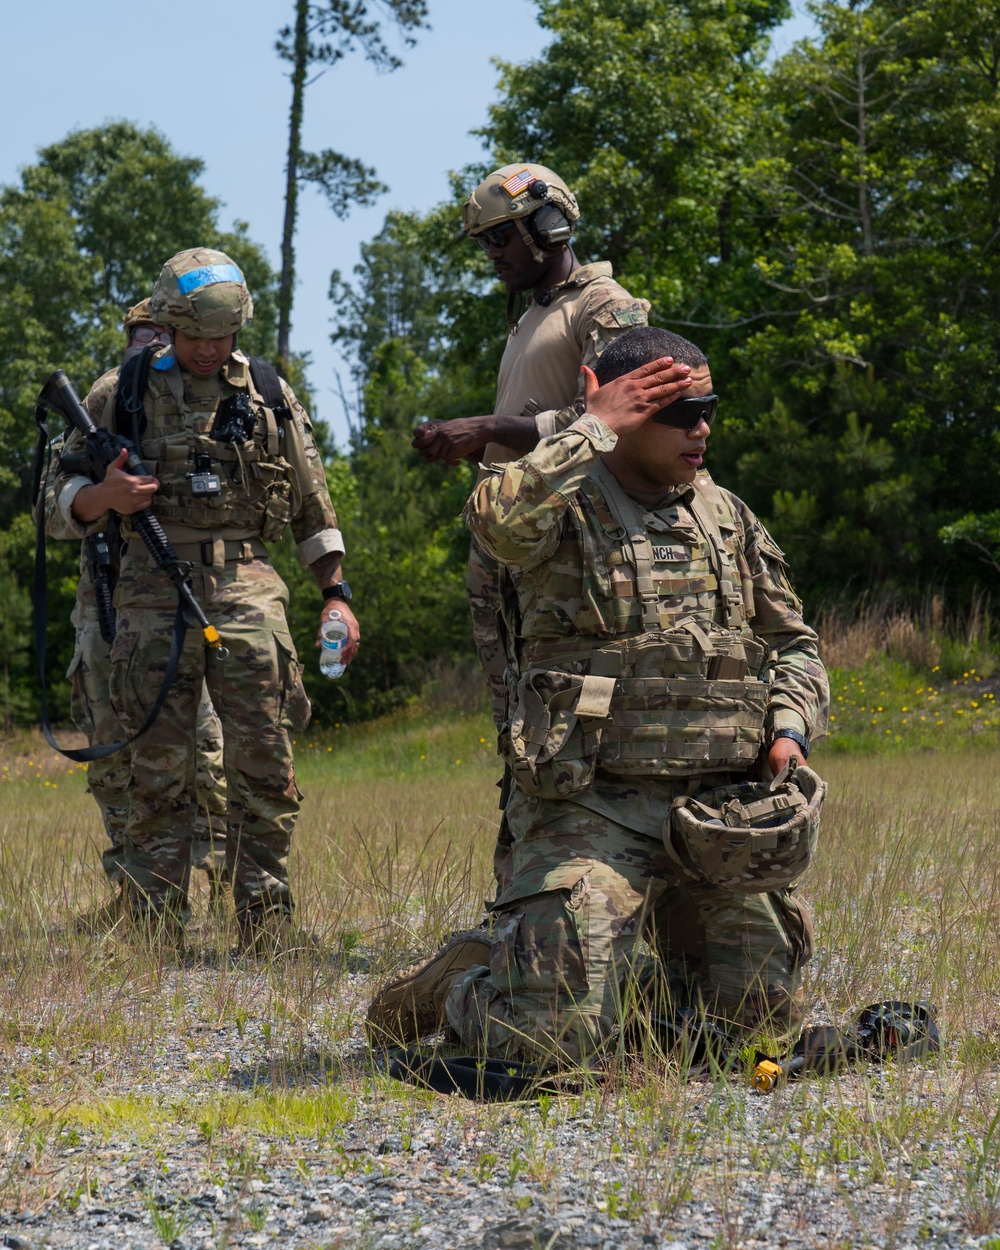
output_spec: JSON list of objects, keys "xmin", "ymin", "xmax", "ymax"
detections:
[{"xmin": 2, "ymin": 1, "xmax": 814, "ymax": 444}]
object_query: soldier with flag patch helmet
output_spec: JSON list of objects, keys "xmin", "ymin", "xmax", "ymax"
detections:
[
  {"xmin": 412, "ymin": 160, "xmax": 651, "ymax": 898},
  {"xmin": 461, "ymin": 163, "xmax": 580, "ymax": 265}
]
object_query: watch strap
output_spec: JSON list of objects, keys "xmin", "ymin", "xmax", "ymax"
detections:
[{"xmin": 769, "ymin": 728, "xmax": 810, "ymax": 759}]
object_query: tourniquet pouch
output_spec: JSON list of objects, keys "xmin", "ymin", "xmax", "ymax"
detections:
[
  {"xmin": 508, "ymin": 668, "xmax": 608, "ymax": 799},
  {"xmin": 665, "ymin": 760, "xmax": 827, "ymax": 894}
]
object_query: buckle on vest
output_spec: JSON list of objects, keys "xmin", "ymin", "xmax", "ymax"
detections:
[{"xmin": 201, "ymin": 540, "xmax": 214, "ymax": 567}]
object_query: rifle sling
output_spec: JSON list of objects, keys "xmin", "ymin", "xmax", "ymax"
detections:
[{"xmin": 33, "ymin": 458, "xmax": 189, "ymax": 763}]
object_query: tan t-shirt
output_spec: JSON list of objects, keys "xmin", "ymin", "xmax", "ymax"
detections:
[{"xmin": 483, "ymin": 260, "xmax": 649, "ymax": 467}]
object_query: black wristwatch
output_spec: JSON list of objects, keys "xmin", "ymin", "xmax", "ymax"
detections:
[
  {"xmin": 769, "ymin": 728, "xmax": 810, "ymax": 759},
  {"xmin": 322, "ymin": 581, "xmax": 352, "ymax": 603}
]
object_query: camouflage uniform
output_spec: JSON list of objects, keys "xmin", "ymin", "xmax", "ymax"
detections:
[
  {"xmin": 471, "ymin": 262, "xmax": 650, "ymax": 728},
  {"xmin": 43, "ymin": 371, "xmax": 228, "ymax": 894},
  {"xmin": 450, "ymin": 415, "xmax": 829, "ymax": 1066},
  {"xmin": 52, "ymin": 345, "xmax": 341, "ymax": 924}
]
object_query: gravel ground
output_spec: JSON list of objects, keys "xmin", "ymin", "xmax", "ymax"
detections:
[{"xmin": 2, "ymin": 947, "xmax": 998, "ymax": 1250}]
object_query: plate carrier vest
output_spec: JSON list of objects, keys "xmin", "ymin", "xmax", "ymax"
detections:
[{"xmin": 502, "ymin": 462, "xmax": 772, "ymax": 800}]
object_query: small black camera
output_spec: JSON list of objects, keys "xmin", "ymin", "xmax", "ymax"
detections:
[
  {"xmin": 212, "ymin": 392, "xmax": 257, "ymax": 445},
  {"xmin": 188, "ymin": 452, "xmax": 222, "ymax": 497}
]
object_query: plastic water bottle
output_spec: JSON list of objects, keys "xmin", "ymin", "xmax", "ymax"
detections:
[{"xmin": 319, "ymin": 611, "xmax": 349, "ymax": 679}]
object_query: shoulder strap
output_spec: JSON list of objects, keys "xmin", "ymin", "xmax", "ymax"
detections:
[
  {"xmin": 687, "ymin": 479, "xmax": 744, "ymax": 630},
  {"xmin": 34, "ymin": 490, "xmax": 189, "ymax": 762},
  {"xmin": 590, "ymin": 461, "xmax": 662, "ymax": 633},
  {"xmin": 114, "ymin": 345, "xmax": 155, "ymax": 443},
  {"xmin": 247, "ymin": 356, "xmax": 290, "ymax": 416}
]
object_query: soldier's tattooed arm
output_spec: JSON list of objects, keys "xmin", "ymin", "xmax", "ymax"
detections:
[
  {"xmin": 309, "ymin": 551, "xmax": 343, "ymax": 592},
  {"xmin": 309, "ymin": 552, "xmax": 360, "ymax": 664}
]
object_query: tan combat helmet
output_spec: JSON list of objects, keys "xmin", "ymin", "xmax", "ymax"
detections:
[
  {"xmin": 150, "ymin": 248, "xmax": 253, "ymax": 338},
  {"xmin": 123, "ymin": 297, "xmax": 155, "ymax": 331},
  {"xmin": 462, "ymin": 163, "xmax": 580, "ymax": 264}
]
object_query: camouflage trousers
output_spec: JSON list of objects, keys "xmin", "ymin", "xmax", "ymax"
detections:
[
  {"xmin": 109, "ymin": 549, "xmax": 310, "ymax": 921},
  {"xmin": 445, "ymin": 790, "xmax": 812, "ymax": 1067},
  {"xmin": 466, "ymin": 540, "xmax": 508, "ymax": 731},
  {"xmin": 68, "ymin": 621, "xmax": 227, "ymax": 886}
]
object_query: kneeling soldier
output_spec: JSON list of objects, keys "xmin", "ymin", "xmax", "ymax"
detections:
[{"xmin": 368, "ymin": 327, "xmax": 829, "ymax": 1067}]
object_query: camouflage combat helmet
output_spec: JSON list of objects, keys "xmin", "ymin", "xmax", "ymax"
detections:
[
  {"xmin": 123, "ymin": 297, "xmax": 156, "ymax": 331},
  {"xmin": 665, "ymin": 761, "xmax": 827, "ymax": 894},
  {"xmin": 121, "ymin": 296, "xmax": 172, "ymax": 364},
  {"xmin": 150, "ymin": 248, "xmax": 253, "ymax": 338},
  {"xmin": 462, "ymin": 163, "xmax": 580, "ymax": 263}
]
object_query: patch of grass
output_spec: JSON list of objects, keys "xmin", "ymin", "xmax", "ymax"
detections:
[
  {"xmin": 292, "ymin": 707, "xmax": 498, "ymax": 784},
  {"xmin": 821, "ymin": 658, "xmax": 1000, "ymax": 754},
  {"xmin": 143, "ymin": 1192, "xmax": 195, "ymax": 1245},
  {"xmin": 2, "ymin": 695, "xmax": 1000, "ymax": 1247},
  {"xmin": 56, "ymin": 1088, "xmax": 357, "ymax": 1143}
]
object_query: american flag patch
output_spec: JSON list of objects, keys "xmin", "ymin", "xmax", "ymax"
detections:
[{"xmin": 501, "ymin": 168, "xmax": 536, "ymax": 197}]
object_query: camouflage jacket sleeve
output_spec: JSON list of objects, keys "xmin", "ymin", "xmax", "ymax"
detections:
[
  {"xmin": 535, "ymin": 399, "xmax": 585, "ymax": 441},
  {"xmin": 465, "ymin": 416, "xmax": 616, "ymax": 571},
  {"xmin": 281, "ymin": 380, "xmax": 345, "ymax": 568},
  {"xmin": 49, "ymin": 369, "xmax": 120, "ymax": 540},
  {"xmin": 731, "ymin": 494, "xmax": 830, "ymax": 744},
  {"xmin": 41, "ymin": 439, "xmax": 73, "ymax": 540}
]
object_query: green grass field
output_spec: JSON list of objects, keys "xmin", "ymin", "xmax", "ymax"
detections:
[{"xmin": 2, "ymin": 669, "xmax": 999, "ymax": 1247}]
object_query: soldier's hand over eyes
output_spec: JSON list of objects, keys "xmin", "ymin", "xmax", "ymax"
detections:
[{"xmin": 580, "ymin": 357, "xmax": 692, "ymax": 436}]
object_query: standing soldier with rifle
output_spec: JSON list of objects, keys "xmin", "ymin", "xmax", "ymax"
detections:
[
  {"xmin": 43, "ymin": 301, "xmax": 230, "ymax": 932},
  {"xmin": 50, "ymin": 249, "xmax": 359, "ymax": 952}
]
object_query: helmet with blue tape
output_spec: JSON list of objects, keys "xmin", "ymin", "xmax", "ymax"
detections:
[{"xmin": 150, "ymin": 248, "xmax": 253, "ymax": 338}]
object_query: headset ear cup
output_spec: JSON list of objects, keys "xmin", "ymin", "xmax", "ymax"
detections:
[{"xmin": 528, "ymin": 204, "xmax": 573, "ymax": 251}]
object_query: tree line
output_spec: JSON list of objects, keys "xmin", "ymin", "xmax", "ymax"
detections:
[{"xmin": 2, "ymin": 0, "xmax": 999, "ymax": 730}]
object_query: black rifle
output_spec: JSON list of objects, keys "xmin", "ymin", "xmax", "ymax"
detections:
[
  {"xmin": 38, "ymin": 369, "xmax": 225, "ymax": 656},
  {"xmin": 85, "ymin": 524, "xmax": 119, "ymax": 647}
]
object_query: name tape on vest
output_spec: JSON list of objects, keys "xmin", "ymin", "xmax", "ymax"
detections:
[{"xmin": 651, "ymin": 544, "xmax": 690, "ymax": 563}]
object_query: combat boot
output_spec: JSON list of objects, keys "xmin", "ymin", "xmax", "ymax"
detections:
[
  {"xmin": 366, "ymin": 930, "xmax": 492, "ymax": 1048},
  {"xmin": 73, "ymin": 889, "xmax": 126, "ymax": 935},
  {"xmin": 118, "ymin": 882, "xmax": 188, "ymax": 953},
  {"xmin": 191, "ymin": 831, "xmax": 230, "ymax": 918},
  {"xmin": 121, "ymin": 905, "xmax": 186, "ymax": 954},
  {"xmin": 236, "ymin": 908, "xmax": 321, "ymax": 960}
]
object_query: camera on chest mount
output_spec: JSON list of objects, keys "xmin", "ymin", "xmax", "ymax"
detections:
[
  {"xmin": 187, "ymin": 451, "xmax": 222, "ymax": 497},
  {"xmin": 212, "ymin": 391, "xmax": 258, "ymax": 445}
]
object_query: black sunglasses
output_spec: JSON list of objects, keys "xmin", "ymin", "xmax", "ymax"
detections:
[
  {"xmin": 651, "ymin": 394, "xmax": 719, "ymax": 430},
  {"xmin": 473, "ymin": 222, "xmax": 516, "ymax": 250}
]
